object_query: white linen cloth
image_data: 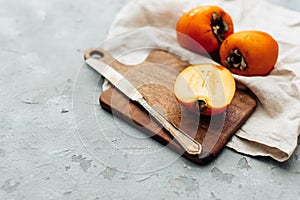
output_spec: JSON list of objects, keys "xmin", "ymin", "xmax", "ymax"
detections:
[{"xmin": 101, "ymin": 0, "xmax": 300, "ymax": 162}]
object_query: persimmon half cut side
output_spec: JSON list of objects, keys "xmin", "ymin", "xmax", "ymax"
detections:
[
  {"xmin": 176, "ymin": 6, "xmax": 234, "ymax": 54},
  {"xmin": 219, "ymin": 30, "xmax": 279, "ymax": 76},
  {"xmin": 174, "ymin": 64, "xmax": 236, "ymax": 116}
]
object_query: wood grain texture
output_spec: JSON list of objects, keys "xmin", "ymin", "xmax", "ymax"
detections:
[{"xmin": 85, "ymin": 48, "xmax": 257, "ymax": 164}]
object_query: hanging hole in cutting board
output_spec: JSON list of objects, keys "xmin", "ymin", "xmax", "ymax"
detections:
[
  {"xmin": 90, "ymin": 50, "xmax": 104, "ymax": 59},
  {"xmin": 84, "ymin": 48, "xmax": 105, "ymax": 60}
]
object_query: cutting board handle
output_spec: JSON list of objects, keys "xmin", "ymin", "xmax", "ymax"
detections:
[{"xmin": 84, "ymin": 48, "xmax": 116, "ymax": 66}]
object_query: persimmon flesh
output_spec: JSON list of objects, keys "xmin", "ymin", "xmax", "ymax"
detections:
[{"xmin": 174, "ymin": 64, "xmax": 236, "ymax": 116}]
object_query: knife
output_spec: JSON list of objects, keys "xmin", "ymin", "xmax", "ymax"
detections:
[{"xmin": 84, "ymin": 49, "xmax": 202, "ymax": 155}]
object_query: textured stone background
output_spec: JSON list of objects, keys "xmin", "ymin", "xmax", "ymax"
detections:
[{"xmin": 0, "ymin": 0, "xmax": 300, "ymax": 199}]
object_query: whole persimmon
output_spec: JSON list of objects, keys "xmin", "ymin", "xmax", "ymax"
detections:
[
  {"xmin": 176, "ymin": 6, "xmax": 234, "ymax": 54},
  {"xmin": 219, "ymin": 30, "xmax": 279, "ymax": 76}
]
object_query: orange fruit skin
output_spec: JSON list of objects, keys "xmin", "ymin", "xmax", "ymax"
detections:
[
  {"xmin": 176, "ymin": 6, "xmax": 234, "ymax": 54},
  {"xmin": 219, "ymin": 31, "xmax": 279, "ymax": 76},
  {"xmin": 177, "ymin": 100, "xmax": 230, "ymax": 116}
]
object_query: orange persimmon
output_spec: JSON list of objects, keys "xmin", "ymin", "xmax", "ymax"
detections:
[
  {"xmin": 174, "ymin": 64, "xmax": 236, "ymax": 116},
  {"xmin": 219, "ymin": 30, "xmax": 279, "ymax": 76},
  {"xmin": 176, "ymin": 6, "xmax": 234, "ymax": 54}
]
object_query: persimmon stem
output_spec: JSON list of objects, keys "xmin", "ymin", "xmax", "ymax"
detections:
[
  {"xmin": 224, "ymin": 49, "xmax": 248, "ymax": 70},
  {"xmin": 211, "ymin": 12, "xmax": 229, "ymax": 43},
  {"xmin": 196, "ymin": 99, "xmax": 208, "ymax": 112}
]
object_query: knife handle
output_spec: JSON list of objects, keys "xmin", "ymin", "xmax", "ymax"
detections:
[{"xmin": 137, "ymin": 98, "xmax": 202, "ymax": 155}]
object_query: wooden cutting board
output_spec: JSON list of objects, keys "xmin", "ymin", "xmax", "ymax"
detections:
[{"xmin": 84, "ymin": 48, "xmax": 257, "ymax": 165}]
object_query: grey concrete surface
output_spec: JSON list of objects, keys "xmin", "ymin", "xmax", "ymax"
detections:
[{"xmin": 0, "ymin": 0, "xmax": 300, "ymax": 199}]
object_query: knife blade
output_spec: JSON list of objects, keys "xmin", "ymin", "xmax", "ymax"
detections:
[{"xmin": 85, "ymin": 56, "xmax": 202, "ymax": 155}]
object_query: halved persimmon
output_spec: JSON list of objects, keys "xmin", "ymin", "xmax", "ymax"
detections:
[
  {"xmin": 174, "ymin": 64, "xmax": 236, "ymax": 116},
  {"xmin": 176, "ymin": 6, "xmax": 234, "ymax": 54},
  {"xmin": 219, "ymin": 30, "xmax": 279, "ymax": 76}
]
